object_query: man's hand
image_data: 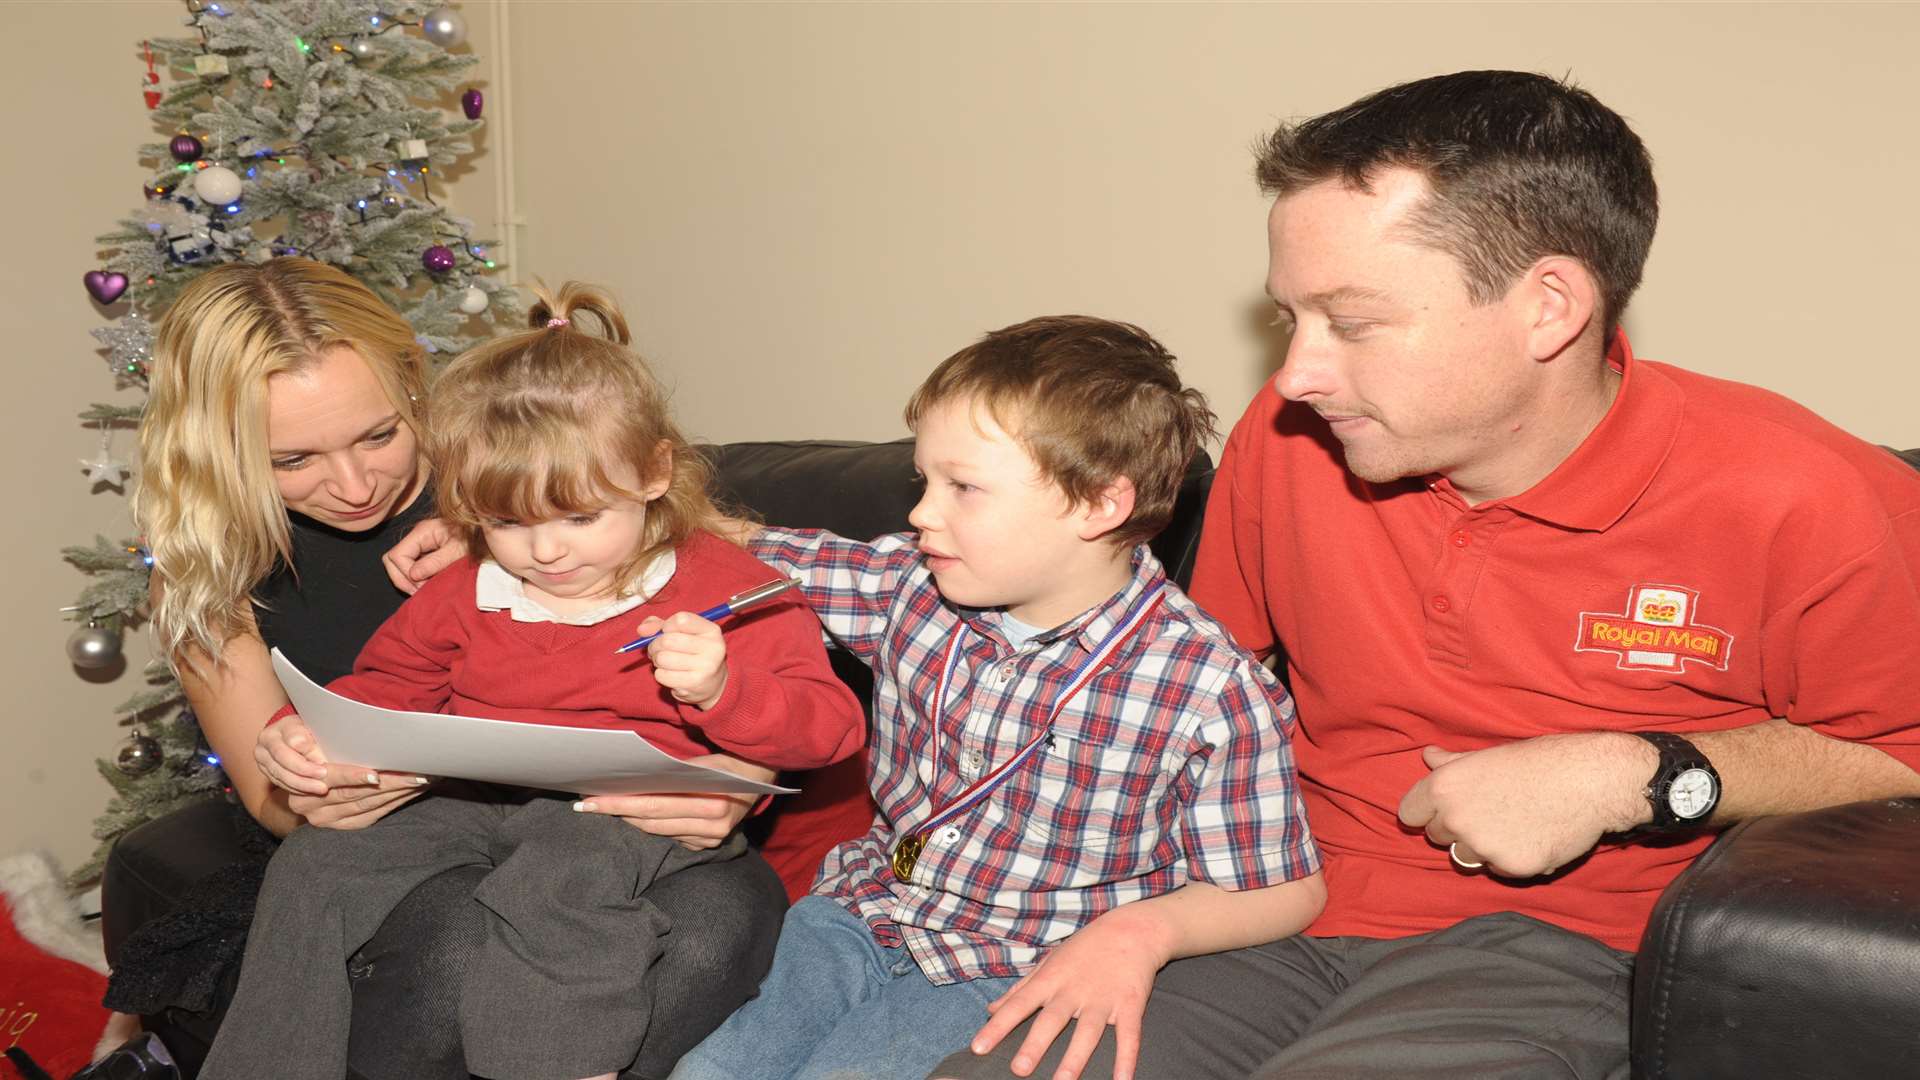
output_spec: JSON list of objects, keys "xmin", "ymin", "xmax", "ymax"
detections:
[
  {"xmin": 1397, "ymin": 732, "xmax": 1655, "ymax": 877},
  {"xmin": 968, "ymin": 907, "xmax": 1174, "ymax": 1080},
  {"xmin": 256, "ymin": 712, "xmax": 431, "ymax": 829},
  {"xmin": 573, "ymin": 753, "xmax": 773, "ymax": 850},
  {"xmin": 382, "ymin": 517, "xmax": 468, "ymax": 595},
  {"xmin": 636, "ymin": 612, "xmax": 729, "ymax": 710}
]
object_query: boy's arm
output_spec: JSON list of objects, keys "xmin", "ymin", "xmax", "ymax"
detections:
[
  {"xmin": 968, "ymin": 650, "xmax": 1323, "ymax": 1080},
  {"xmin": 968, "ymin": 874, "xmax": 1326, "ymax": 1080},
  {"xmin": 746, "ymin": 526, "xmax": 919, "ymax": 663}
]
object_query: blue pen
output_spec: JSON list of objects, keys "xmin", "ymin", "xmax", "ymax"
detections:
[{"xmin": 614, "ymin": 577, "xmax": 801, "ymax": 654}]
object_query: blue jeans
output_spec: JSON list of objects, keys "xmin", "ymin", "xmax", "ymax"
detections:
[{"xmin": 670, "ymin": 896, "xmax": 1020, "ymax": 1080}]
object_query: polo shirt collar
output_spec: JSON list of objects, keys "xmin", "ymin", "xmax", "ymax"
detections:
[
  {"xmin": 1488, "ymin": 331, "xmax": 1683, "ymax": 533},
  {"xmin": 475, "ymin": 549, "xmax": 678, "ymax": 625}
]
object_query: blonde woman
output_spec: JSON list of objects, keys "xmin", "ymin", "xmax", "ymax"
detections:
[{"xmin": 102, "ymin": 259, "xmax": 789, "ymax": 1080}]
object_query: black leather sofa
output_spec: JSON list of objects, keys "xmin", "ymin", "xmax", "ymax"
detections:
[{"xmin": 102, "ymin": 438, "xmax": 1920, "ymax": 1079}]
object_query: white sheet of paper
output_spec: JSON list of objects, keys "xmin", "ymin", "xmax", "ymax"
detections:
[{"xmin": 271, "ymin": 649, "xmax": 794, "ymax": 796}]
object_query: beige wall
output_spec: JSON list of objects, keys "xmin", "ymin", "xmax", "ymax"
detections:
[{"xmin": 7, "ymin": 1, "xmax": 1918, "ymax": 873}]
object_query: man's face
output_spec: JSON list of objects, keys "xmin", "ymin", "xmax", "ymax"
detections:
[{"xmin": 1265, "ymin": 169, "xmax": 1542, "ymax": 496}]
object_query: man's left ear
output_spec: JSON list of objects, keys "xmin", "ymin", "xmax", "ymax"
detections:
[
  {"xmin": 1078, "ymin": 476, "xmax": 1136, "ymax": 542},
  {"xmin": 642, "ymin": 439, "xmax": 673, "ymax": 501},
  {"xmin": 1525, "ymin": 256, "xmax": 1598, "ymax": 361}
]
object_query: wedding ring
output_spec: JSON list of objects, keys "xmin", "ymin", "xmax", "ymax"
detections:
[{"xmin": 1448, "ymin": 842, "xmax": 1486, "ymax": 871}]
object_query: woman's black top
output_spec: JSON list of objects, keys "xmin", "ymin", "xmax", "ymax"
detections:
[{"xmin": 252, "ymin": 483, "xmax": 436, "ymax": 682}]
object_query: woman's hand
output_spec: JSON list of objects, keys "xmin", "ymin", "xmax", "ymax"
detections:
[
  {"xmin": 288, "ymin": 774, "xmax": 431, "ymax": 830},
  {"xmin": 255, "ymin": 711, "xmax": 431, "ymax": 830},
  {"xmin": 573, "ymin": 753, "xmax": 776, "ymax": 850},
  {"xmin": 382, "ymin": 517, "xmax": 469, "ymax": 595}
]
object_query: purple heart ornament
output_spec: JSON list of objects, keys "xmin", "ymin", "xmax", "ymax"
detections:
[
  {"xmin": 460, "ymin": 88, "xmax": 483, "ymax": 120},
  {"xmin": 84, "ymin": 270, "xmax": 130, "ymax": 305}
]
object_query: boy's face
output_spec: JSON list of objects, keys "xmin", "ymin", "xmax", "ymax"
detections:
[
  {"xmin": 479, "ymin": 462, "xmax": 670, "ymax": 615},
  {"xmin": 909, "ymin": 397, "xmax": 1117, "ymax": 628}
]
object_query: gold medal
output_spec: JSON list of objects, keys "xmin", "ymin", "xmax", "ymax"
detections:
[{"xmin": 892, "ymin": 833, "xmax": 925, "ymax": 882}]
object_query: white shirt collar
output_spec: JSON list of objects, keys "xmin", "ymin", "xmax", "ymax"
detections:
[{"xmin": 473, "ymin": 550, "xmax": 678, "ymax": 626}]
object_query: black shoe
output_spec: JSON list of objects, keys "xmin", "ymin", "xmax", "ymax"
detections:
[{"xmin": 64, "ymin": 1034, "xmax": 180, "ymax": 1080}]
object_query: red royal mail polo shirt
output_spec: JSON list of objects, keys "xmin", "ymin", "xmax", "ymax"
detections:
[{"xmin": 1191, "ymin": 334, "xmax": 1920, "ymax": 951}]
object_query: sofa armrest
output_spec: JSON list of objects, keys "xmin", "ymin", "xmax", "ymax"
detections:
[{"xmin": 1631, "ymin": 797, "xmax": 1920, "ymax": 1079}]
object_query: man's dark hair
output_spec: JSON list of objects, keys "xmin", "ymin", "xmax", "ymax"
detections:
[{"xmin": 1255, "ymin": 70, "xmax": 1658, "ymax": 332}]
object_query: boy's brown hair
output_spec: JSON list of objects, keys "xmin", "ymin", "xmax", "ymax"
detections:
[
  {"xmin": 429, "ymin": 280, "xmax": 724, "ymax": 596},
  {"xmin": 904, "ymin": 315, "xmax": 1215, "ymax": 547}
]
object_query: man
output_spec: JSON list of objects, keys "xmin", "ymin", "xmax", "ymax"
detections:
[{"xmin": 937, "ymin": 69, "xmax": 1920, "ymax": 1080}]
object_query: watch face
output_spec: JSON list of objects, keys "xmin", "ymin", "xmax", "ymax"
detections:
[{"xmin": 1669, "ymin": 767, "xmax": 1718, "ymax": 819}]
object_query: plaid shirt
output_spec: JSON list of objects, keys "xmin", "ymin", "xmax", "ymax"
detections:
[{"xmin": 752, "ymin": 528, "xmax": 1319, "ymax": 984}]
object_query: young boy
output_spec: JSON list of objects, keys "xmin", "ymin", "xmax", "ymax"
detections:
[{"xmin": 671, "ymin": 316, "xmax": 1325, "ymax": 1080}]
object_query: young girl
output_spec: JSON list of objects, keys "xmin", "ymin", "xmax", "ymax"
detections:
[{"xmin": 201, "ymin": 283, "xmax": 866, "ymax": 1080}]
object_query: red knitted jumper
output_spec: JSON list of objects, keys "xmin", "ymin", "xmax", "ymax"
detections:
[{"xmin": 329, "ymin": 530, "xmax": 864, "ymax": 771}]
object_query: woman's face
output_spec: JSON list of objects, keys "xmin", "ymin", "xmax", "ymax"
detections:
[{"xmin": 265, "ymin": 346, "xmax": 423, "ymax": 531}]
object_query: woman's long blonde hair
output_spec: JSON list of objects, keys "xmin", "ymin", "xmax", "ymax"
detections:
[
  {"xmin": 136, "ymin": 258, "xmax": 429, "ymax": 667},
  {"xmin": 430, "ymin": 281, "xmax": 724, "ymax": 591}
]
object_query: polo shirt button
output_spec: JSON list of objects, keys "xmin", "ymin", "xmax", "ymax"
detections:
[
  {"xmin": 1450, "ymin": 529, "xmax": 1471, "ymax": 547},
  {"xmin": 939, "ymin": 826, "xmax": 962, "ymax": 845},
  {"xmin": 997, "ymin": 664, "xmax": 1016, "ymax": 685},
  {"xmin": 960, "ymin": 749, "xmax": 985, "ymax": 776},
  {"xmin": 1431, "ymin": 594, "xmax": 1451, "ymax": 613}
]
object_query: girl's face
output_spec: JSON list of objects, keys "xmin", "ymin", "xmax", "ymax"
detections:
[
  {"xmin": 479, "ymin": 462, "xmax": 671, "ymax": 616},
  {"xmin": 266, "ymin": 347, "xmax": 423, "ymax": 531}
]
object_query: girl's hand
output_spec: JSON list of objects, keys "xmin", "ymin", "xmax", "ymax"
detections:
[
  {"xmin": 573, "ymin": 753, "xmax": 774, "ymax": 850},
  {"xmin": 254, "ymin": 713, "xmax": 332, "ymax": 796},
  {"xmin": 636, "ymin": 612, "xmax": 729, "ymax": 710},
  {"xmin": 382, "ymin": 517, "xmax": 468, "ymax": 595}
]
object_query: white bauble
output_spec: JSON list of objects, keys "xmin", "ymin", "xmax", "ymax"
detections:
[
  {"xmin": 193, "ymin": 165, "xmax": 243, "ymax": 206},
  {"xmin": 422, "ymin": 7, "xmax": 468, "ymax": 47},
  {"xmin": 458, "ymin": 285, "xmax": 489, "ymax": 314}
]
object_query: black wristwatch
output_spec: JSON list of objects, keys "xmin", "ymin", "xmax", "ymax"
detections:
[{"xmin": 1633, "ymin": 731, "xmax": 1720, "ymax": 831}]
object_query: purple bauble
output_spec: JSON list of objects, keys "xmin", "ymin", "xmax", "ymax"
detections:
[
  {"xmin": 169, "ymin": 133, "xmax": 204, "ymax": 163},
  {"xmin": 83, "ymin": 270, "xmax": 130, "ymax": 305},
  {"xmin": 460, "ymin": 88, "xmax": 483, "ymax": 120},
  {"xmin": 422, "ymin": 245, "xmax": 456, "ymax": 273}
]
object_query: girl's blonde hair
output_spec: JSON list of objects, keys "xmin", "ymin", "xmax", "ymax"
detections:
[
  {"xmin": 136, "ymin": 258, "xmax": 430, "ymax": 667},
  {"xmin": 429, "ymin": 281, "xmax": 722, "ymax": 592}
]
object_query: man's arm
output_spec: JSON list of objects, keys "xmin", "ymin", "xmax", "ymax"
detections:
[
  {"xmin": 1401, "ymin": 721, "xmax": 1920, "ymax": 878},
  {"xmin": 966, "ymin": 874, "xmax": 1326, "ymax": 1080}
]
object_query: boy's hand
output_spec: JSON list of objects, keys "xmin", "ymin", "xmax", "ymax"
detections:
[
  {"xmin": 382, "ymin": 516, "xmax": 468, "ymax": 595},
  {"xmin": 970, "ymin": 907, "xmax": 1176, "ymax": 1080},
  {"xmin": 636, "ymin": 612, "xmax": 729, "ymax": 709},
  {"xmin": 711, "ymin": 513, "xmax": 762, "ymax": 545}
]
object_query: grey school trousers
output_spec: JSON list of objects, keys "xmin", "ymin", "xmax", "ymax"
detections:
[
  {"xmin": 200, "ymin": 786, "xmax": 746, "ymax": 1080},
  {"xmin": 930, "ymin": 911, "xmax": 1633, "ymax": 1080}
]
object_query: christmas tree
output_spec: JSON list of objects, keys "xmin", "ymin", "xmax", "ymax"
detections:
[{"xmin": 66, "ymin": 0, "xmax": 515, "ymax": 885}]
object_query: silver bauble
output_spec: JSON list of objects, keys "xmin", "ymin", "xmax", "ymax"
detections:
[
  {"xmin": 66, "ymin": 623, "xmax": 123, "ymax": 668},
  {"xmin": 115, "ymin": 732, "xmax": 163, "ymax": 777},
  {"xmin": 421, "ymin": 7, "xmax": 468, "ymax": 48}
]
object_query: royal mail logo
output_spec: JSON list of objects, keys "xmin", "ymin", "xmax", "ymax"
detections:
[{"xmin": 1575, "ymin": 584, "xmax": 1733, "ymax": 673}]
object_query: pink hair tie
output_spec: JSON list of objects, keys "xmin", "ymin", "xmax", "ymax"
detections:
[{"xmin": 545, "ymin": 316, "xmax": 569, "ymax": 328}]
